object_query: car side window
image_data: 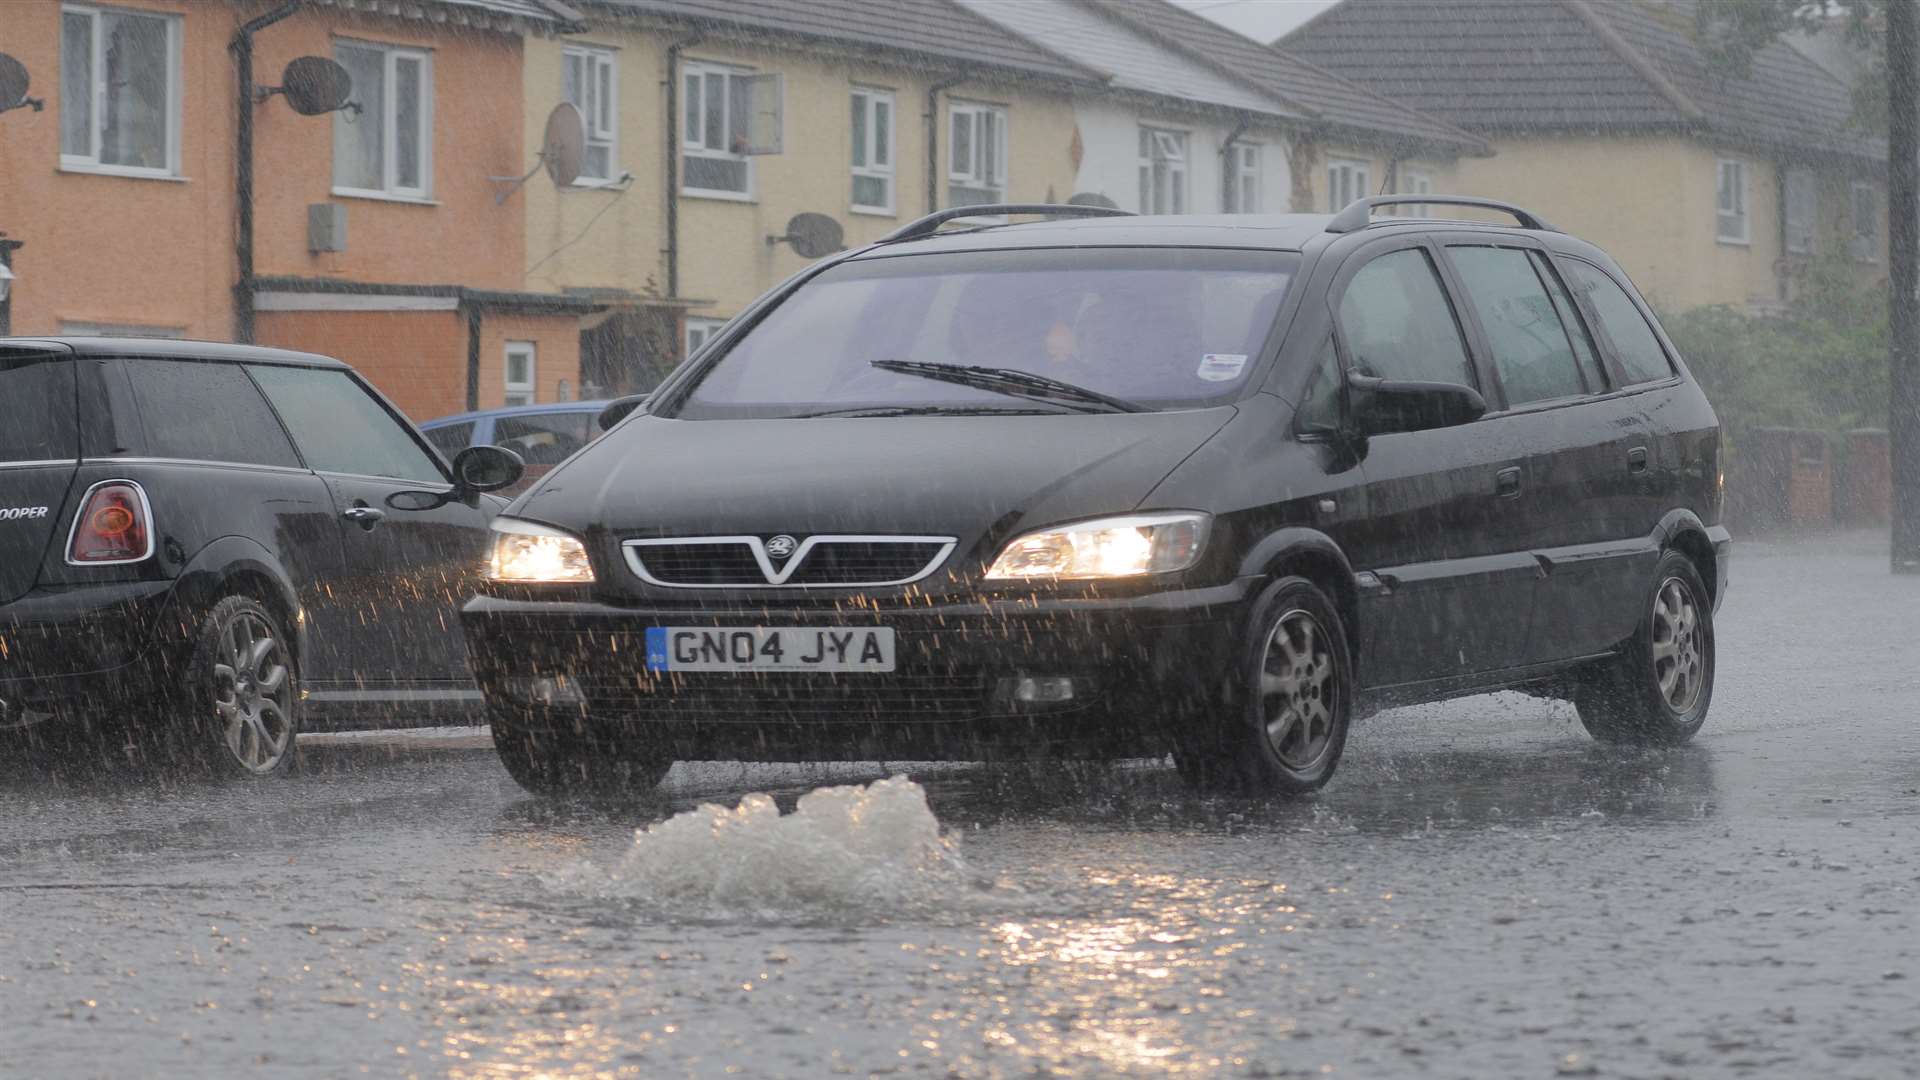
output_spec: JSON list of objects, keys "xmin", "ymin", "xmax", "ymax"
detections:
[
  {"xmin": 493, "ymin": 412, "xmax": 591, "ymax": 467},
  {"xmin": 247, "ymin": 365, "xmax": 445, "ymax": 483},
  {"xmin": 1530, "ymin": 252, "xmax": 1607, "ymax": 392},
  {"xmin": 1294, "ymin": 335, "xmax": 1343, "ymax": 434},
  {"xmin": 1336, "ymin": 248, "xmax": 1476, "ymax": 387},
  {"xmin": 423, "ymin": 422, "xmax": 475, "ymax": 458},
  {"xmin": 123, "ymin": 359, "xmax": 301, "ymax": 468},
  {"xmin": 1564, "ymin": 261, "xmax": 1676, "ymax": 385},
  {"xmin": 1447, "ymin": 246, "xmax": 1591, "ymax": 406}
]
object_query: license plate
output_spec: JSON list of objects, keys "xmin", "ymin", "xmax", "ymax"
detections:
[{"xmin": 644, "ymin": 627, "xmax": 896, "ymax": 673}]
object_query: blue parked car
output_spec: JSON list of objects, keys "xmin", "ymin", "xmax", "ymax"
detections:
[{"xmin": 418, "ymin": 401, "xmax": 612, "ymax": 495}]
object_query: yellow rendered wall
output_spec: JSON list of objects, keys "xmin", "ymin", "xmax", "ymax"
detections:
[{"xmin": 520, "ymin": 25, "xmax": 1082, "ymax": 326}]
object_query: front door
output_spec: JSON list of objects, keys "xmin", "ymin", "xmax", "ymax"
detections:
[
  {"xmin": 1329, "ymin": 241, "xmax": 1537, "ymax": 688},
  {"xmin": 248, "ymin": 363, "xmax": 494, "ymax": 690}
]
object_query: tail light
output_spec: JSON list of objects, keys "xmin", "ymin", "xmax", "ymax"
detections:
[{"xmin": 66, "ymin": 481, "xmax": 155, "ymax": 565}]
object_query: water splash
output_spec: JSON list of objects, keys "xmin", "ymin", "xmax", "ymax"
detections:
[{"xmin": 554, "ymin": 775, "xmax": 978, "ymax": 920}]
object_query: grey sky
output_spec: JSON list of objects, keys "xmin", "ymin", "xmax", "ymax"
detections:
[{"xmin": 1166, "ymin": 0, "xmax": 1340, "ymax": 43}]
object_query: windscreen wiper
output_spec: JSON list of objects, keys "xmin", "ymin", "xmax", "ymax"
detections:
[
  {"xmin": 869, "ymin": 360, "xmax": 1147, "ymax": 414},
  {"xmin": 797, "ymin": 404, "xmax": 1071, "ymax": 418}
]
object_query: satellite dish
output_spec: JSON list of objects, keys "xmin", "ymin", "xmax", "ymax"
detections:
[
  {"xmin": 1067, "ymin": 192, "xmax": 1119, "ymax": 209},
  {"xmin": 0, "ymin": 54, "xmax": 43, "ymax": 115},
  {"xmin": 542, "ymin": 102, "xmax": 585, "ymax": 188},
  {"xmin": 772, "ymin": 212, "xmax": 844, "ymax": 259},
  {"xmin": 279, "ymin": 56, "xmax": 353, "ymax": 116}
]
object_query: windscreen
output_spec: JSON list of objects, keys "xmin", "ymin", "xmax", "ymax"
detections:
[{"xmin": 676, "ymin": 248, "xmax": 1296, "ymax": 418}]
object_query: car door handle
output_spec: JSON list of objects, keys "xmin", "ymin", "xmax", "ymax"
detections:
[
  {"xmin": 1495, "ymin": 466, "xmax": 1523, "ymax": 498},
  {"xmin": 1627, "ymin": 446, "xmax": 1650, "ymax": 473},
  {"xmin": 342, "ymin": 505, "xmax": 386, "ymax": 530}
]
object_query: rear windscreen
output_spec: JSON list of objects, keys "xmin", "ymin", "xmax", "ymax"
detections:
[{"xmin": 0, "ymin": 353, "xmax": 78, "ymax": 464}]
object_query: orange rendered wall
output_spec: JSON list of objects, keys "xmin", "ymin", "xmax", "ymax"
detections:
[
  {"xmin": 255, "ymin": 308, "xmax": 467, "ymax": 423},
  {"xmin": 473, "ymin": 310, "xmax": 585, "ymax": 410}
]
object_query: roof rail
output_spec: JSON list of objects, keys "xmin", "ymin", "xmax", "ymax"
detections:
[
  {"xmin": 877, "ymin": 203, "xmax": 1135, "ymax": 245},
  {"xmin": 1325, "ymin": 195, "xmax": 1559, "ymax": 234}
]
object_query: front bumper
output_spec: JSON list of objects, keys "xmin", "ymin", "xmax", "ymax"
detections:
[
  {"xmin": 1, "ymin": 581, "xmax": 179, "ymax": 729},
  {"xmin": 460, "ymin": 581, "xmax": 1252, "ymax": 760}
]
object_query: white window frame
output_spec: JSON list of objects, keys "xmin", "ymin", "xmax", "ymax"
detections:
[
  {"xmin": 59, "ymin": 4, "xmax": 183, "ymax": 179},
  {"xmin": 685, "ymin": 317, "xmax": 728, "ymax": 359},
  {"xmin": 1783, "ymin": 167, "xmax": 1818, "ymax": 255},
  {"xmin": 1226, "ymin": 142, "xmax": 1261, "ymax": 214},
  {"xmin": 1716, "ymin": 158, "xmax": 1749, "ymax": 245},
  {"xmin": 1327, "ymin": 158, "xmax": 1370, "ymax": 213},
  {"xmin": 562, "ymin": 44, "xmax": 619, "ymax": 186},
  {"xmin": 850, "ymin": 87, "xmax": 895, "ymax": 215},
  {"xmin": 504, "ymin": 342, "xmax": 536, "ymax": 407},
  {"xmin": 59, "ymin": 320, "xmax": 183, "ymax": 338},
  {"xmin": 1398, "ymin": 166, "xmax": 1434, "ymax": 217},
  {"xmin": 947, "ymin": 100, "xmax": 1008, "ymax": 209},
  {"xmin": 1849, "ymin": 181, "xmax": 1880, "ymax": 263},
  {"xmin": 1137, "ymin": 126, "xmax": 1189, "ymax": 214},
  {"xmin": 332, "ymin": 41, "xmax": 434, "ymax": 201},
  {"xmin": 682, "ymin": 61, "xmax": 756, "ymax": 201}
]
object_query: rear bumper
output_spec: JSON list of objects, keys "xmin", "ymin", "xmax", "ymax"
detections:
[
  {"xmin": 0, "ymin": 581, "xmax": 178, "ymax": 727},
  {"xmin": 1707, "ymin": 525, "xmax": 1732, "ymax": 612},
  {"xmin": 460, "ymin": 582, "xmax": 1252, "ymax": 760}
]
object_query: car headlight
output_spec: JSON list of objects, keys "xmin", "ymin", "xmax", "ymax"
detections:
[
  {"xmin": 985, "ymin": 512, "xmax": 1211, "ymax": 580},
  {"xmin": 489, "ymin": 518, "xmax": 595, "ymax": 583}
]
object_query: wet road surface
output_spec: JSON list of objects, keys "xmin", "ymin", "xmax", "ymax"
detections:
[{"xmin": 3, "ymin": 532, "xmax": 1918, "ymax": 1078}]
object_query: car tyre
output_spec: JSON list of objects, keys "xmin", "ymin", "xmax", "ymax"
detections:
[
  {"xmin": 1575, "ymin": 550, "xmax": 1714, "ymax": 746},
  {"xmin": 490, "ymin": 715, "xmax": 672, "ymax": 797},
  {"xmin": 187, "ymin": 596, "xmax": 299, "ymax": 778},
  {"xmin": 1174, "ymin": 576, "xmax": 1353, "ymax": 795}
]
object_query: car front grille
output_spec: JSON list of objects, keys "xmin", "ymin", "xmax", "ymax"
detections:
[
  {"xmin": 580, "ymin": 671, "xmax": 993, "ymax": 724},
  {"xmin": 623, "ymin": 535, "xmax": 956, "ymax": 588}
]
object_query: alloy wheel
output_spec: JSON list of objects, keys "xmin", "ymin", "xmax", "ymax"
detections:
[
  {"xmin": 210, "ymin": 610, "xmax": 293, "ymax": 774},
  {"xmin": 1259, "ymin": 609, "xmax": 1338, "ymax": 771},
  {"xmin": 1650, "ymin": 577, "xmax": 1704, "ymax": 714}
]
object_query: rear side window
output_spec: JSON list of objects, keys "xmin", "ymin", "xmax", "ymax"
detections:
[
  {"xmin": 1447, "ymin": 246, "xmax": 1594, "ymax": 406},
  {"xmin": 493, "ymin": 412, "xmax": 592, "ymax": 467},
  {"xmin": 0, "ymin": 353, "xmax": 77, "ymax": 464},
  {"xmin": 124, "ymin": 359, "xmax": 301, "ymax": 468},
  {"xmin": 1336, "ymin": 248, "xmax": 1476, "ymax": 387},
  {"xmin": 247, "ymin": 366, "xmax": 444, "ymax": 483},
  {"xmin": 1564, "ymin": 261, "xmax": 1676, "ymax": 385},
  {"xmin": 423, "ymin": 421, "xmax": 475, "ymax": 458}
]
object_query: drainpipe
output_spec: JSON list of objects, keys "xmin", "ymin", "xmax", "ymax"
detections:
[
  {"xmin": 926, "ymin": 75, "xmax": 966, "ymax": 214},
  {"xmin": 1219, "ymin": 116, "xmax": 1249, "ymax": 213},
  {"xmin": 231, "ymin": 0, "xmax": 304, "ymax": 345},
  {"xmin": 663, "ymin": 34, "xmax": 702, "ymax": 300},
  {"xmin": 464, "ymin": 300, "xmax": 481, "ymax": 411}
]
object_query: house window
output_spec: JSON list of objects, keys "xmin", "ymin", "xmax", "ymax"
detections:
[
  {"xmin": 1850, "ymin": 182, "xmax": 1879, "ymax": 263},
  {"xmin": 1226, "ymin": 143, "xmax": 1261, "ymax": 214},
  {"xmin": 683, "ymin": 62, "xmax": 781, "ymax": 198},
  {"xmin": 686, "ymin": 317, "xmax": 728, "ymax": 359},
  {"xmin": 59, "ymin": 5, "xmax": 181, "ymax": 176},
  {"xmin": 948, "ymin": 101, "xmax": 1007, "ymax": 208},
  {"xmin": 1783, "ymin": 168, "xmax": 1818, "ymax": 255},
  {"xmin": 504, "ymin": 342, "xmax": 536, "ymax": 406},
  {"xmin": 562, "ymin": 46, "xmax": 618, "ymax": 184},
  {"xmin": 332, "ymin": 42, "xmax": 433, "ymax": 199},
  {"xmin": 1716, "ymin": 158, "xmax": 1748, "ymax": 244},
  {"xmin": 1137, "ymin": 127, "xmax": 1188, "ymax": 214},
  {"xmin": 851, "ymin": 88, "xmax": 894, "ymax": 214},
  {"xmin": 1326, "ymin": 158, "xmax": 1370, "ymax": 212},
  {"xmin": 1398, "ymin": 166, "xmax": 1434, "ymax": 216}
]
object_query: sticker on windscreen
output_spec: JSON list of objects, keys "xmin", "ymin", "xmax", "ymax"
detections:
[{"xmin": 1197, "ymin": 354, "xmax": 1248, "ymax": 382}]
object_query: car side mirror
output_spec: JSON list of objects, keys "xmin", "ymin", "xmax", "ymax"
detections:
[
  {"xmin": 450, "ymin": 444, "xmax": 525, "ymax": 493},
  {"xmin": 597, "ymin": 393, "xmax": 649, "ymax": 432},
  {"xmin": 1347, "ymin": 371, "xmax": 1486, "ymax": 437}
]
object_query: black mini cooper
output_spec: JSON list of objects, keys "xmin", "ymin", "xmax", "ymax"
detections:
[
  {"xmin": 1, "ymin": 338, "xmax": 522, "ymax": 776},
  {"xmin": 464, "ymin": 197, "xmax": 1731, "ymax": 796}
]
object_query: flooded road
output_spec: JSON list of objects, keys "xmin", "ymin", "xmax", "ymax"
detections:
[{"xmin": 3, "ymin": 532, "xmax": 1918, "ymax": 1078}]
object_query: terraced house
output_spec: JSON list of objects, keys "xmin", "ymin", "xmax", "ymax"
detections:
[{"xmin": 1282, "ymin": 0, "xmax": 1890, "ymax": 314}]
